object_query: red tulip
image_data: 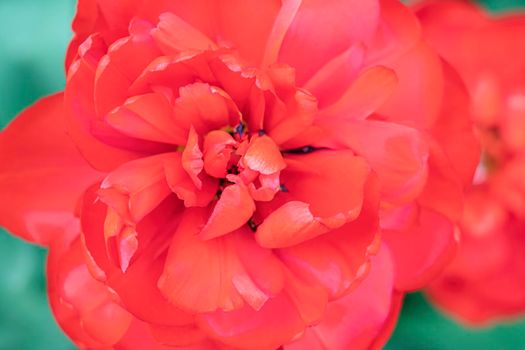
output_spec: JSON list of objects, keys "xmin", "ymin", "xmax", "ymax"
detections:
[
  {"xmin": 416, "ymin": 0, "xmax": 525, "ymax": 324},
  {"xmin": 0, "ymin": 0, "xmax": 478, "ymax": 348}
]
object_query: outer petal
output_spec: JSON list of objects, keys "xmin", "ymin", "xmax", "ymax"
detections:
[
  {"xmin": 0, "ymin": 93, "xmax": 101, "ymax": 245},
  {"xmin": 48, "ymin": 236, "xmax": 133, "ymax": 349},
  {"xmin": 383, "ymin": 206, "xmax": 458, "ymax": 291},
  {"xmin": 285, "ymin": 245, "xmax": 396, "ymax": 350},
  {"xmin": 81, "ymin": 185, "xmax": 195, "ymax": 327},
  {"xmin": 198, "ymin": 295, "xmax": 305, "ymax": 350},
  {"xmin": 65, "ymin": 35, "xmax": 144, "ymax": 172},
  {"xmin": 279, "ymin": 0, "xmax": 380, "ymax": 84}
]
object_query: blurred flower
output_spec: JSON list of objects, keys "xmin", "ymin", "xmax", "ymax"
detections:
[
  {"xmin": 0, "ymin": 0, "xmax": 478, "ymax": 348},
  {"xmin": 416, "ymin": 0, "xmax": 525, "ymax": 324}
]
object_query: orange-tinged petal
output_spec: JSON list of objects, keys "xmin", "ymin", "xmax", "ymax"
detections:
[
  {"xmin": 256, "ymin": 201, "xmax": 333, "ymax": 248},
  {"xmin": 0, "ymin": 93, "xmax": 102, "ymax": 245},
  {"xmin": 282, "ymin": 150, "xmax": 369, "ymax": 219},
  {"xmin": 243, "ymin": 135, "xmax": 286, "ymax": 175},
  {"xmin": 199, "ymin": 183, "xmax": 255, "ymax": 240}
]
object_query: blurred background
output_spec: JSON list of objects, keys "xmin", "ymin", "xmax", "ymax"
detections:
[{"xmin": 1, "ymin": 0, "xmax": 525, "ymax": 349}]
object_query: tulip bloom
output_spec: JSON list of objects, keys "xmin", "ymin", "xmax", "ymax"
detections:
[
  {"xmin": 0, "ymin": 0, "xmax": 478, "ymax": 348},
  {"xmin": 416, "ymin": 0, "xmax": 525, "ymax": 324}
]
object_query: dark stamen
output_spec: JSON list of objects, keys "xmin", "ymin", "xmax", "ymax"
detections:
[
  {"xmin": 258, "ymin": 129, "xmax": 266, "ymax": 136},
  {"xmin": 280, "ymin": 184, "xmax": 289, "ymax": 192},
  {"xmin": 283, "ymin": 145, "xmax": 316, "ymax": 154},
  {"xmin": 227, "ymin": 164, "xmax": 240, "ymax": 175},
  {"xmin": 248, "ymin": 219, "xmax": 258, "ymax": 232},
  {"xmin": 235, "ymin": 123, "xmax": 245, "ymax": 137}
]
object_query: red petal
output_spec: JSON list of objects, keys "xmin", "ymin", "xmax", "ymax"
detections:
[
  {"xmin": 383, "ymin": 206, "xmax": 458, "ymax": 291},
  {"xmin": 282, "ymin": 150, "xmax": 369, "ymax": 219},
  {"xmin": 116, "ymin": 319, "xmax": 221, "ymax": 350},
  {"xmin": 198, "ymin": 295, "xmax": 304, "ymax": 349},
  {"xmin": 0, "ymin": 93, "xmax": 101, "ymax": 245},
  {"xmin": 366, "ymin": 0, "xmax": 422, "ymax": 63},
  {"xmin": 81, "ymin": 186, "xmax": 195, "ymax": 326},
  {"xmin": 105, "ymin": 92, "xmax": 185, "ymax": 145},
  {"xmin": 279, "ymin": 0, "xmax": 380, "ymax": 84},
  {"xmin": 182, "ymin": 126, "xmax": 204, "ymax": 188},
  {"xmin": 217, "ymin": 0, "xmax": 280, "ymax": 65},
  {"xmin": 199, "ymin": 183, "xmax": 255, "ymax": 240},
  {"xmin": 173, "ymin": 82, "xmax": 241, "ymax": 136},
  {"xmin": 428, "ymin": 60, "xmax": 480, "ymax": 188},
  {"xmin": 376, "ymin": 40, "xmax": 444, "ymax": 129},
  {"xmin": 160, "ymin": 209, "xmax": 274, "ymax": 313},
  {"xmin": 278, "ymin": 174, "xmax": 380, "ymax": 299},
  {"xmin": 94, "ymin": 30, "xmax": 161, "ymax": 117},
  {"xmin": 322, "ymin": 119, "xmax": 429, "ymax": 205},
  {"xmin": 203, "ymin": 130, "xmax": 236, "ymax": 178},
  {"xmin": 99, "ymin": 153, "xmax": 173, "ymax": 222},
  {"xmin": 152, "ymin": 12, "xmax": 217, "ymax": 54},
  {"xmin": 316, "ymin": 66, "xmax": 398, "ymax": 121},
  {"xmin": 65, "ymin": 36, "xmax": 143, "ymax": 171},
  {"xmin": 257, "ymin": 151, "xmax": 370, "ymax": 248},
  {"xmin": 48, "ymin": 237, "xmax": 133, "ymax": 348},
  {"xmin": 303, "ymin": 44, "xmax": 365, "ymax": 108},
  {"xmin": 164, "ymin": 152, "xmax": 217, "ymax": 208},
  {"xmin": 285, "ymin": 245, "xmax": 395, "ymax": 350}
]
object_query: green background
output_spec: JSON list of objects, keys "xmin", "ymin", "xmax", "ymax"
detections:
[{"xmin": 1, "ymin": 0, "xmax": 525, "ymax": 349}]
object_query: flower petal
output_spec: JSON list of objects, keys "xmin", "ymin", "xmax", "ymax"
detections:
[
  {"xmin": 285, "ymin": 245, "xmax": 396, "ymax": 350},
  {"xmin": 321, "ymin": 119, "xmax": 429, "ymax": 205},
  {"xmin": 0, "ymin": 93, "xmax": 101, "ymax": 245},
  {"xmin": 105, "ymin": 92, "xmax": 185, "ymax": 145},
  {"xmin": 383, "ymin": 206, "xmax": 458, "ymax": 291},
  {"xmin": 198, "ymin": 295, "xmax": 305, "ymax": 350},
  {"xmin": 279, "ymin": 0, "xmax": 380, "ymax": 84},
  {"xmin": 243, "ymin": 135, "xmax": 286, "ymax": 175},
  {"xmin": 199, "ymin": 183, "xmax": 255, "ymax": 240},
  {"xmin": 48, "ymin": 237, "xmax": 133, "ymax": 348},
  {"xmin": 152, "ymin": 12, "xmax": 217, "ymax": 54},
  {"xmin": 316, "ymin": 66, "xmax": 398, "ymax": 121},
  {"xmin": 278, "ymin": 174, "xmax": 380, "ymax": 299},
  {"xmin": 159, "ymin": 209, "xmax": 275, "ymax": 313}
]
